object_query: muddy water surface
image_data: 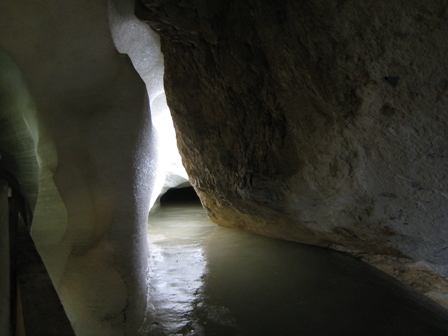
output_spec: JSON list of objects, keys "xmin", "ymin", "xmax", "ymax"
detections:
[{"xmin": 146, "ymin": 203, "xmax": 448, "ymax": 336}]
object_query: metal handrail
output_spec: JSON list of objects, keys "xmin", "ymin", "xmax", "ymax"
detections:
[{"xmin": 2, "ymin": 169, "xmax": 75, "ymax": 336}]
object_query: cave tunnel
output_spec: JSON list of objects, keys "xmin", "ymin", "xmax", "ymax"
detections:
[
  {"xmin": 159, "ymin": 186, "xmax": 202, "ymax": 206},
  {"xmin": 1, "ymin": 0, "xmax": 448, "ymax": 335}
]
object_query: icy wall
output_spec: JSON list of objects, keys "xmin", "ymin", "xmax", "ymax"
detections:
[
  {"xmin": 109, "ymin": 0, "xmax": 189, "ymax": 212},
  {"xmin": 0, "ymin": 1, "xmax": 163, "ymax": 334}
]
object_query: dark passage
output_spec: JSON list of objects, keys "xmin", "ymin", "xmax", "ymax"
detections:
[{"xmin": 160, "ymin": 186, "xmax": 201, "ymax": 205}]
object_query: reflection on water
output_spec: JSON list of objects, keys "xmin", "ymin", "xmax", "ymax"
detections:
[
  {"xmin": 147, "ymin": 205, "xmax": 214, "ymax": 335},
  {"xmin": 147, "ymin": 203, "xmax": 448, "ymax": 336}
]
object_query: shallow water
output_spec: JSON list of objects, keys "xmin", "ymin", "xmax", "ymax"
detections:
[{"xmin": 146, "ymin": 203, "xmax": 448, "ymax": 336}]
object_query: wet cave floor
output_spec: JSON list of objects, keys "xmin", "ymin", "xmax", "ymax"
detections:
[{"xmin": 145, "ymin": 191, "xmax": 448, "ymax": 336}]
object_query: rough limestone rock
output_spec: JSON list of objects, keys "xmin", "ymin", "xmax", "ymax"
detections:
[{"xmin": 137, "ymin": 0, "xmax": 448, "ymax": 306}]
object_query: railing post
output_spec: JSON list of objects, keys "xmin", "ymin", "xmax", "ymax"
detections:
[{"xmin": 9, "ymin": 189, "xmax": 18, "ymax": 336}]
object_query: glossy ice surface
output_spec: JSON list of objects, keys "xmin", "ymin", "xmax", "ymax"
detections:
[{"xmin": 147, "ymin": 203, "xmax": 448, "ymax": 336}]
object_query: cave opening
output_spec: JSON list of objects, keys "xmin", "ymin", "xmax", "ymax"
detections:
[
  {"xmin": 159, "ymin": 186, "xmax": 201, "ymax": 206},
  {"xmin": 1, "ymin": 0, "xmax": 448, "ymax": 334}
]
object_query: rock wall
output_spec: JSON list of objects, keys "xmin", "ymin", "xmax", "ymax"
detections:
[{"xmin": 137, "ymin": 0, "xmax": 448, "ymax": 306}]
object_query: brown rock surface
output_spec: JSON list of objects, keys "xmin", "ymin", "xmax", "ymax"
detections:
[{"xmin": 137, "ymin": 0, "xmax": 448, "ymax": 306}]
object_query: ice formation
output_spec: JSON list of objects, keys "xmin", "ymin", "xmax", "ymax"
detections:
[
  {"xmin": 109, "ymin": 0, "xmax": 189, "ymax": 212},
  {"xmin": 0, "ymin": 0, "xmax": 184, "ymax": 334}
]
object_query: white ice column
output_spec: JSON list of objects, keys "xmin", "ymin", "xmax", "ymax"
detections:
[
  {"xmin": 0, "ymin": 1, "xmax": 156, "ymax": 335},
  {"xmin": 109, "ymin": 0, "xmax": 189, "ymax": 211}
]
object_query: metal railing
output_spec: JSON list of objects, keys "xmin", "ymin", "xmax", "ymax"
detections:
[{"xmin": 1, "ymin": 168, "xmax": 75, "ymax": 336}]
